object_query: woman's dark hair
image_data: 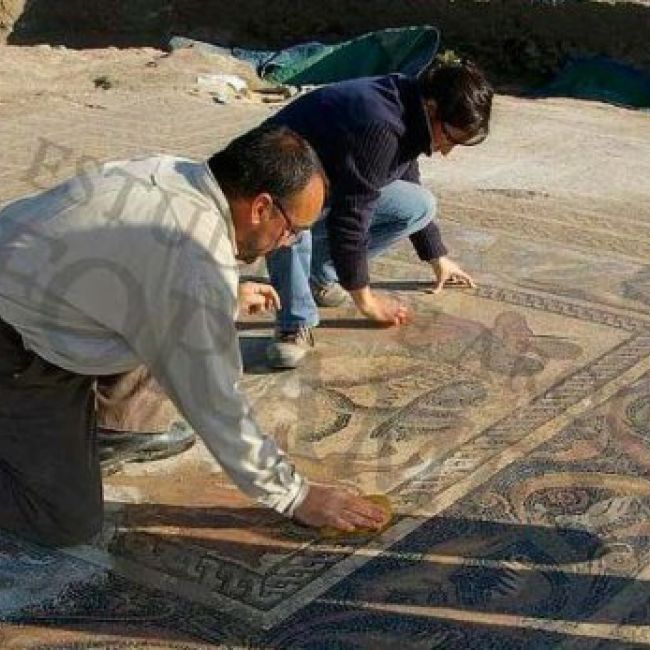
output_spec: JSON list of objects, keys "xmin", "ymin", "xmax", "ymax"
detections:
[
  {"xmin": 208, "ymin": 124, "xmax": 326, "ymax": 200},
  {"xmin": 417, "ymin": 59, "xmax": 494, "ymax": 137}
]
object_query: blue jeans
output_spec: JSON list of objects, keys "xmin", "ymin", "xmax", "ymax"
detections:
[{"xmin": 266, "ymin": 180, "xmax": 437, "ymax": 330}]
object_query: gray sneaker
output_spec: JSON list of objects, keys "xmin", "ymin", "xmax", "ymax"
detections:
[
  {"xmin": 266, "ymin": 326, "xmax": 315, "ymax": 369},
  {"xmin": 311, "ymin": 281, "xmax": 349, "ymax": 307}
]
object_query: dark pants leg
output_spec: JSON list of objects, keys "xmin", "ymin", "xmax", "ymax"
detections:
[{"xmin": 0, "ymin": 318, "xmax": 102, "ymax": 547}]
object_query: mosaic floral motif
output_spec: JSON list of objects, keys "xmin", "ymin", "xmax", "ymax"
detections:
[
  {"xmin": 627, "ymin": 395, "xmax": 650, "ymax": 438},
  {"xmin": 369, "ymin": 380, "xmax": 489, "ymax": 444},
  {"xmin": 524, "ymin": 486, "xmax": 606, "ymax": 518}
]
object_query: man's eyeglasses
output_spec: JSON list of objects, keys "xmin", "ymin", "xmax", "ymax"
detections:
[
  {"xmin": 441, "ymin": 121, "xmax": 488, "ymax": 147},
  {"xmin": 271, "ymin": 197, "xmax": 308, "ymax": 241}
]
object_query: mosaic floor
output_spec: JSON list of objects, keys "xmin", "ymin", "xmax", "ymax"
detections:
[
  {"xmin": 0, "ymin": 85, "xmax": 650, "ymax": 648},
  {"xmin": 3, "ymin": 257, "xmax": 650, "ymax": 648}
]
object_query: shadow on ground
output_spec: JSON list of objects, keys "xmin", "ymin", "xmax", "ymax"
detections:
[{"xmin": 5, "ymin": 513, "xmax": 648, "ymax": 647}]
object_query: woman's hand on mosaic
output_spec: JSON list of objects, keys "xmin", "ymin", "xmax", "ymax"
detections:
[
  {"xmin": 351, "ymin": 287, "xmax": 411, "ymax": 326},
  {"xmin": 238, "ymin": 282, "xmax": 281, "ymax": 315},
  {"xmin": 430, "ymin": 256, "xmax": 476, "ymax": 294},
  {"xmin": 293, "ymin": 484, "xmax": 388, "ymax": 533}
]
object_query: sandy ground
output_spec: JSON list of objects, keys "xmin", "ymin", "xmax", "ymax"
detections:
[
  {"xmin": 0, "ymin": 43, "xmax": 269, "ymax": 111},
  {"xmin": 1, "ymin": 43, "xmax": 648, "ymax": 204}
]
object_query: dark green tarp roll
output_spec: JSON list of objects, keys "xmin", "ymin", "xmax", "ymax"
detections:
[{"xmin": 250, "ymin": 26, "xmax": 440, "ymax": 85}]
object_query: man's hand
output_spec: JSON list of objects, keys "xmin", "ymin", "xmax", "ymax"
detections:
[
  {"xmin": 431, "ymin": 256, "xmax": 476, "ymax": 295},
  {"xmin": 294, "ymin": 484, "xmax": 388, "ymax": 532},
  {"xmin": 350, "ymin": 286, "xmax": 410, "ymax": 326},
  {"xmin": 238, "ymin": 282, "xmax": 281, "ymax": 315}
]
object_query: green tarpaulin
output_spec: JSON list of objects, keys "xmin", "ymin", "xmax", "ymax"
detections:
[
  {"xmin": 171, "ymin": 26, "xmax": 440, "ymax": 85},
  {"xmin": 250, "ymin": 26, "xmax": 440, "ymax": 85},
  {"xmin": 537, "ymin": 56, "xmax": 650, "ymax": 110}
]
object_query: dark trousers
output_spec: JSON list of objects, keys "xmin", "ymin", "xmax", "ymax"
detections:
[
  {"xmin": 0, "ymin": 318, "xmax": 101, "ymax": 546},
  {"xmin": 0, "ymin": 318, "xmax": 178, "ymax": 547}
]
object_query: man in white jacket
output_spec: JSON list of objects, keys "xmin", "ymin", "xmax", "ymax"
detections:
[{"xmin": 0, "ymin": 124, "xmax": 386, "ymax": 547}]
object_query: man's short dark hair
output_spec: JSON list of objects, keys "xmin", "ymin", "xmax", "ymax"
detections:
[
  {"xmin": 208, "ymin": 125, "xmax": 326, "ymax": 201},
  {"xmin": 418, "ymin": 59, "xmax": 494, "ymax": 138}
]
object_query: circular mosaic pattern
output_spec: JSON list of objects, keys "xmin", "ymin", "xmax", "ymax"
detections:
[{"xmin": 525, "ymin": 487, "xmax": 601, "ymax": 517}]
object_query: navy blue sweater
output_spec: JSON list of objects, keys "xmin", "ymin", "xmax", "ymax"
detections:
[{"xmin": 266, "ymin": 74, "xmax": 447, "ymax": 290}]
